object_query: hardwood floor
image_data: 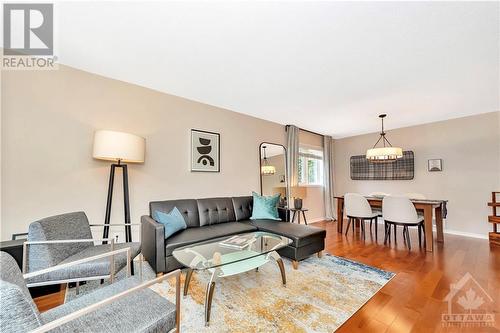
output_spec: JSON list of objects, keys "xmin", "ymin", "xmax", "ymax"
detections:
[
  {"xmin": 314, "ymin": 220, "xmax": 500, "ymax": 333},
  {"xmin": 34, "ymin": 220, "xmax": 500, "ymax": 332}
]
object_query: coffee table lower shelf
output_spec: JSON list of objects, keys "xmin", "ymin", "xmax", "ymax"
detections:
[{"xmin": 183, "ymin": 250, "xmax": 287, "ymax": 326}]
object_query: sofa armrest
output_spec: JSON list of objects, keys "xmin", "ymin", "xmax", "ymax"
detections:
[{"xmin": 141, "ymin": 216, "xmax": 166, "ymax": 273}]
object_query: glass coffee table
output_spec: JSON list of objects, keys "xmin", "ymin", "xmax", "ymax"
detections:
[{"xmin": 172, "ymin": 231, "xmax": 292, "ymax": 326}]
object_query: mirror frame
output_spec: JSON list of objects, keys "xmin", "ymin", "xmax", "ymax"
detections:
[{"xmin": 259, "ymin": 142, "xmax": 289, "ymax": 207}]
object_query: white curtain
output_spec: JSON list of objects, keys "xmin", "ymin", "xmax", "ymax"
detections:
[
  {"xmin": 286, "ymin": 125, "xmax": 300, "ymax": 204},
  {"xmin": 323, "ymin": 135, "xmax": 335, "ymax": 221}
]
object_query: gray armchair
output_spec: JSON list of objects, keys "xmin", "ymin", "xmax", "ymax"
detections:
[
  {"xmin": 0, "ymin": 251, "xmax": 180, "ymax": 333},
  {"xmin": 24, "ymin": 212, "xmax": 141, "ymax": 288}
]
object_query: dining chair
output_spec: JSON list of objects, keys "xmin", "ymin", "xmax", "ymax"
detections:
[
  {"xmin": 344, "ymin": 193, "xmax": 379, "ymax": 240},
  {"xmin": 382, "ymin": 195, "xmax": 425, "ymax": 250}
]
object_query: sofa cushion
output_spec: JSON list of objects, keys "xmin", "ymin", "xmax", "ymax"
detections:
[
  {"xmin": 250, "ymin": 192, "xmax": 281, "ymax": 220},
  {"xmin": 232, "ymin": 196, "xmax": 253, "ymax": 221},
  {"xmin": 197, "ymin": 197, "xmax": 236, "ymax": 226},
  {"xmin": 153, "ymin": 208, "xmax": 187, "ymax": 238},
  {"xmin": 165, "ymin": 222, "xmax": 257, "ymax": 256},
  {"xmin": 150, "ymin": 199, "xmax": 199, "ymax": 228},
  {"xmin": 247, "ymin": 219, "xmax": 326, "ymax": 248}
]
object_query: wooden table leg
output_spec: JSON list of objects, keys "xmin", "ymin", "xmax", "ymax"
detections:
[
  {"xmin": 302, "ymin": 211, "xmax": 308, "ymax": 225},
  {"xmin": 435, "ymin": 206, "xmax": 444, "ymax": 243},
  {"xmin": 336, "ymin": 198, "xmax": 344, "ymax": 233},
  {"xmin": 424, "ymin": 206, "xmax": 434, "ymax": 252}
]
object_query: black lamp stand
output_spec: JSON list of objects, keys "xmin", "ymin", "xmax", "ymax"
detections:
[{"xmin": 102, "ymin": 160, "xmax": 132, "ymax": 243}]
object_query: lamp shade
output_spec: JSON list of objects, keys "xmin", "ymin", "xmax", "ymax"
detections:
[
  {"xmin": 92, "ymin": 130, "xmax": 145, "ymax": 163},
  {"xmin": 366, "ymin": 147, "xmax": 403, "ymax": 162}
]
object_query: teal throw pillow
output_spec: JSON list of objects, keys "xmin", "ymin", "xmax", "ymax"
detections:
[
  {"xmin": 153, "ymin": 207, "xmax": 187, "ymax": 239},
  {"xmin": 250, "ymin": 192, "xmax": 281, "ymax": 220}
]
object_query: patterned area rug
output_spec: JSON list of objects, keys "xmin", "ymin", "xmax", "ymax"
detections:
[
  {"xmin": 64, "ymin": 254, "xmax": 393, "ymax": 332},
  {"xmin": 149, "ymin": 253, "xmax": 394, "ymax": 332}
]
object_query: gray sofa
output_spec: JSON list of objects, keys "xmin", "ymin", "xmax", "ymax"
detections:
[{"xmin": 141, "ymin": 196, "xmax": 326, "ymax": 273}]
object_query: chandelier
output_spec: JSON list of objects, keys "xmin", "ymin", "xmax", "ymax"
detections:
[
  {"xmin": 366, "ymin": 114, "xmax": 403, "ymax": 162},
  {"xmin": 261, "ymin": 145, "xmax": 276, "ymax": 175}
]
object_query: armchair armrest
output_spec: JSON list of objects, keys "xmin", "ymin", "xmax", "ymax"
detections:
[
  {"xmin": 141, "ymin": 215, "xmax": 166, "ymax": 273},
  {"xmin": 31, "ymin": 269, "xmax": 181, "ymax": 333},
  {"xmin": 23, "ymin": 247, "xmax": 132, "ymax": 280}
]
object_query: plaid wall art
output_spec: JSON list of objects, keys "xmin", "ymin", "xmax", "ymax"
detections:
[{"xmin": 350, "ymin": 151, "xmax": 414, "ymax": 180}]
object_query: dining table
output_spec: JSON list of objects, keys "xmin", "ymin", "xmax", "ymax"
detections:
[{"xmin": 335, "ymin": 195, "xmax": 448, "ymax": 252}]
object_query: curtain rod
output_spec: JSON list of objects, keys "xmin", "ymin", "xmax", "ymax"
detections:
[{"xmin": 285, "ymin": 125, "xmax": 325, "ymax": 137}]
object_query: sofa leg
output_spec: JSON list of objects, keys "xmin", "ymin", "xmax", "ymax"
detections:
[
  {"xmin": 292, "ymin": 260, "xmax": 299, "ymax": 270},
  {"xmin": 156, "ymin": 272, "xmax": 164, "ymax": 278},
  {"xmin": 317, "ymin": 251, "xmax": 323, "ymax": 258}
]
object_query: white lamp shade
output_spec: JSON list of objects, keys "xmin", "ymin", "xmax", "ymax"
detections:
[
  {"xmin": 93, "ymin": 130, "xmax": 145, "ymax": 163},
  {"xmin": 366, "ymin": 147, "xmax": 403, "ymax": 161}
]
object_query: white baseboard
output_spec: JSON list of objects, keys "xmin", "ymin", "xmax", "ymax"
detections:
[{"xmin": 432, "ymin": 226, "xmax": 488, "ymax": 240}]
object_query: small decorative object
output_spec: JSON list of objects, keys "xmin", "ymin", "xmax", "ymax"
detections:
[
  {"xmin": 191, "ymin": 129, "xmax": 220, "ymax": 172},
  {"xmin": 366, "ymin": 114, "xmax": 403, "ymax": 162},
  {"xmin": 428, "ymin": 159, "xmax": 443, "ymax": 172},
  {"xmin": 212, "ymin": 252, "xmax": 222, "ymax": 265},
  {"xmin": 261, "ymin": 145, "xmax": 276, "ymax": 175},
  {"xmin": 279, "ymin": 175, "xmax": 286, "ymax": 183},
  {"xmin": 294, "ymin": 198, "xmax": 303, "ymax": 210}
]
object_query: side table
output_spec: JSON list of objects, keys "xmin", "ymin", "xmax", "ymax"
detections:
[{"xmin": 290, "ymin": 208, "xmax": 308, "ymax": 225}]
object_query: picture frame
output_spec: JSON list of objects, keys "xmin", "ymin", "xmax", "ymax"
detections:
[
  {"xmin": 191, "ymin": 129, "xmax": 220, "ymax": 172},
  {"xmin": 428, "ymin": 159, "xmax": 443, "ymax": 172}
]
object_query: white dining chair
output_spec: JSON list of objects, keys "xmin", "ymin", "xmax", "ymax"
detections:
[
  {"xmin": 382, "ymin": 195, "xmax": 425, "ymax": 250},
  {"xmin": 344, "ymin": 193, "xmax": 379, "ymax": 240}
]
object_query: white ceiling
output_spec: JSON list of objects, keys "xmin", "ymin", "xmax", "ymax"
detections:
[{"xmin": 55, "ymin": 1, "xmax": 499, "ymax": 138}]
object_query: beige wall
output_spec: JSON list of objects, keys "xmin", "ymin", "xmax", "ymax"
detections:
[
  {"xmin": 1, "ymin": 65, "xmax": 285, "ymax": 241},
  {"xmin": 333, "ymin": 112, "xmax": 500, "ymax": 237}
]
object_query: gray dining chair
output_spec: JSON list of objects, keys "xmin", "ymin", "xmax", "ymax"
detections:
[
  {"xmin": 24, "ymin": 211, "xmax": 141, "ymax": 291},
  {"xmin": 0, "ymin": 251, "xmax": 181, "ymax": 333}
]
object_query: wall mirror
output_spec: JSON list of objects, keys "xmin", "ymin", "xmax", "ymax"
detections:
[{"xmin": 259, "ymin": 142, "xmax": 288, "ymax": 208}]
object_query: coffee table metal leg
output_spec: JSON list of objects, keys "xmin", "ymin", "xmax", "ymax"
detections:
[
  {"xmin": 268, "ymin": 251, "xmax": 286, "ymax": 286},
  {"xmin": 184, "ymin": 268, "xmax": 193, "ymax": 297},
  {"xmin": 205, "ymin": 268, "xmax": 219, "ymax": 326}
]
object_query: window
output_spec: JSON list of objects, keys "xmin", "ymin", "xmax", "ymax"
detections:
[{"xmin": 298, "ymin": 147, "xmax": 323, "ymax": 186}]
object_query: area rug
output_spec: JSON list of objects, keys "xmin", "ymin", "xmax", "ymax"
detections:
[{"xmin": 148, "ymin": 253, "xmax": 394, "ymax": 332}]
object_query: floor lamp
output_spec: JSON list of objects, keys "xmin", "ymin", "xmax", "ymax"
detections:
[{"xmin": 93, "ymin": 130, "xmax": 145, "ymax": 243}]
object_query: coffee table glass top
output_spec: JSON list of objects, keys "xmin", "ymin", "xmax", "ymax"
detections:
[{"xmin": 172, "ymin": 232, "xmax": 292, "ymax": 270}]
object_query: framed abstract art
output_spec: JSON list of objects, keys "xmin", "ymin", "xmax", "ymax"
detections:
[{"xmin": 191, "ymin": 129, "xmax": 220, "ymax": 172}]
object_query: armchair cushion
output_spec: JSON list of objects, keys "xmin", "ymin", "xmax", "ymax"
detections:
[
  {"xmin": 26, "ymin": 242, "xmax": 141, "ymax": 285},
  {"xmin": 27, "ymin": 212, "xmax": 94, "ymax": 272},
  {"xmin": 41, "ymin": 277, "xmax": 176, "ymax": 333},
  {"xmin": 0, "ymin": 252, "xmax": 43, "ymax": 333}
]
